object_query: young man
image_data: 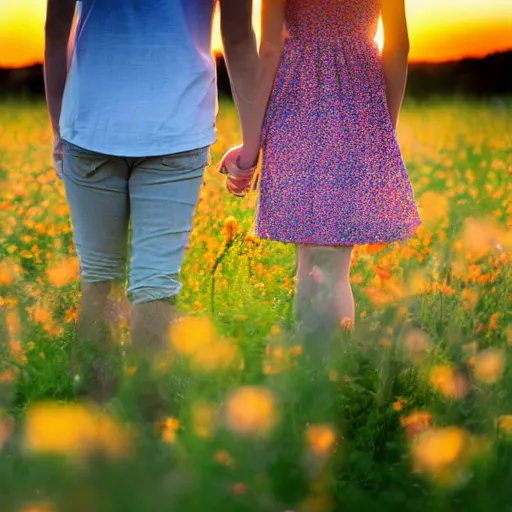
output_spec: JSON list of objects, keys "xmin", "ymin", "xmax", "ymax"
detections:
[{"xmin": 45, "ymin": 0, "xmax": 259, "ymax": 402}]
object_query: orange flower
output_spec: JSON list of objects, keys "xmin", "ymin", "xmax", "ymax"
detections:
[
  {"xmin": 400, "ymin": 411, "xmax": 432, "ymax": 440},
  {"xmin": 473, "ymin": 349, "xmax": 505, "ymax": 384},
  {"xmin": 412, "ymin": 427, "xmax": 465, "ymax": 475},
  {"xmin": 223, "ymin": 216, "xmax": 239, "ymax": 243},
  {"xmin": 305, "ymin": 424, "xmax": 337, "ymax": 457},
  {"xmin": 224, "ymin": 386, "xmax": 277, "ymax": 438},
  {"xmin": 430, "ymin": 366, "xmax": 468, "ymax": 400}
]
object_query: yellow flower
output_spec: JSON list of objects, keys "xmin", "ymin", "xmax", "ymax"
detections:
[
  {"xmin": 223, "ymin": 216, "xmax": 239, "ymax": 243},
  {"xmin": 46, "ymin": 257, "xmax": 79, "ymax": 287},
  {"xmin": 169, "ymin": 316, "xmax": 241, "ymax": 373},
  {"xmin": 23, "ymin": 402, "xmax": 131, "ymax": 460},
  {"xmin": 169, "ymin": 316, "xmax": 217, "ymax": 356},
  {"xmin": 400, "ymin": 411, "xmax": 432, "ymax": 440},
  {"xmin": 224, "ymin": 386, "xmax": 277, "ymax": 437},
  {"xmin": 158, "ymin": 417, "xmax": 180, "ymax": 444},
  {"xmin": 305, "ymin": 424, "xmax": 337, "ymax": 457},
  {"xmin": 17, "ymin": 501, "xmax": 56, "ymax": 512},
  {"xmin": 430, "ymin": 365, "xmax": 468, "ymax": 400},
  {"xmin": 498, "ymin": 415, "xmax": 512, "ymax": 435},
  {"xmin": 473, "ymin": 349, "xmax": 505, "ymax": 384},
  {"xmin": 412, "ymin": 427, "xmax": 465, "ymax": 474}
]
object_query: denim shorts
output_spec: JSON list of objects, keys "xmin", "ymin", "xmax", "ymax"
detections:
[{"xmin": 62, "ymin": 140, "xmax": 210, "ymax": 305}]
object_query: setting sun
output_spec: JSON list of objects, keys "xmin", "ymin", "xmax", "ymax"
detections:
[{"xmin": 0, "ymin": 0, "xmax": 511, "ymax": 68}]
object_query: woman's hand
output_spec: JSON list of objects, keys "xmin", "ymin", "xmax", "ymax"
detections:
[{"xmin": 219, "ymin": 145, "xmax": 258, "ymax": 197}]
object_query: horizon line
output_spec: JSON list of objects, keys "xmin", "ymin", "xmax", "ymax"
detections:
[{"xmin": 1, "ymin": 48, "xmax": 511, "ymax": 71}]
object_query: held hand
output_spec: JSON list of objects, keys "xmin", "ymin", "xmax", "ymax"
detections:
[
  {"xmin": 53, "ymin": 134, "xmax": 64, "ymax": 180},
  {"xmin": 219, "ymin": 145, "xmax": 258, "ymax": 198}
]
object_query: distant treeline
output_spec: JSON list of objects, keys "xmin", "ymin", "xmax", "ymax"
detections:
[{"xmin": 1, "ymin": 50, "xmax": 511, "ymax": 100}]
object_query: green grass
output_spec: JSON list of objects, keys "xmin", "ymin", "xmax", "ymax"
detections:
[{"xmin": 0, "ymin": 98, "xmax": 511, "ymax": 512}]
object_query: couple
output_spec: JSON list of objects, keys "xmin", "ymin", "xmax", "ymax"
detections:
[{"xmin": 45, "ymin": 0, "xmax": 420, "ymax": 401}]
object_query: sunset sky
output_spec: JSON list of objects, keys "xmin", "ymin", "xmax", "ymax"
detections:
[{"xmin": 0, "ymin": 0, "xmax": 511, "ymax": 68}]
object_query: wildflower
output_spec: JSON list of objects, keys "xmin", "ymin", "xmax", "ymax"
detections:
[
  {"xmin": 488, "ymin": 312, "xmax": 502, "ymax": 330},
  {"xmin": 412, "ymin": 427, "xmax": 465, "ymax": 475},
  {"xmin": 498, "ymin": 415, "xmax": 512, "ymax": 435},
  {"xmin": 305, "ymin": 424, "xmax": 336, "ymax": 457},
  {"xmin": 430, "ymin": 365, "xmax": 468, "ymax": 400},
  {"xmin": 393, "ymin": 399, "xmax": 405, "ymax": 412},
  {"xmin": 46, "ymin": 257, "xmax": 79, "ymax": 287},
  {"xmin": 223, "ymin": 216, "xmax": 239, "ymax": 243},
  {"xmin": 214, "ymin": 450, "xmax": 235, "ymax": 468},
  {"xmin": 473, "ymin": 349, "xmax": 505, "ymax": 384},
  {"xmin": 17, "ymin": 502, "xmax": 56, "ymax": 512},
  {"xmin": 23, "ymin": 402, "xmax": 131, "ymax": 460},
  {"xmin": 400, "ymin": 411, "xmax": 432, "ymax": 440},
  {"xmin": 158, "ymin": 417, "xmax": 180, "ymax": 444},
  {"xmin": 224, "ymin": 386, "xmax": 277, "ymax": 438}
]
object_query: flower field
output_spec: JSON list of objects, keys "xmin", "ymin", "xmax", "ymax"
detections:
[{"xmin": 0, "ymin": 97, "xmax": 511, "ymax": 511}]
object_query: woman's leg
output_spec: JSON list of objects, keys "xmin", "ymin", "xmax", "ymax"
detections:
[{"xmin": 295, "ymin": 245, "xmax": 355, "ymax": 351}]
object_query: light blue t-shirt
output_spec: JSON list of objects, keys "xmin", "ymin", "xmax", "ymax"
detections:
[{"xmin": 60, "ymin": 0, "xmax": 217, "ymax": 157}]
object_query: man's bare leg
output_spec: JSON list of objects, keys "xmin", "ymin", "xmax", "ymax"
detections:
[{"xmin": 74, "ymin": 281, "xmax": 121, "ymax": 403}]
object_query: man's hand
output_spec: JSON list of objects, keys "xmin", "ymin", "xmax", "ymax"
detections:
[
  {"xmin": 53, "ymin": 134, "xmax": 63, "ymax": 180},
  {"xmin": 219, "ymin": 145, "xmax": 257, "ymax": 197}
]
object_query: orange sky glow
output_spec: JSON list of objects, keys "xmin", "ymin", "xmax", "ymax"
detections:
[{"xmin": 0, "ymin": 0, "xmax": 511, "ymax": 68}]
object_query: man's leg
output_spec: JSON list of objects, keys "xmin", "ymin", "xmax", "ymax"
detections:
[
  {"xmin": 62, "ymin": 141, "xmax": 130, "ymax": 402},
  {"xmin": 128, "ymin": 147, "xmax": 209, "ymax": 357},
  {"xmin": 126, "ymin": 147, "xmax": 209, "ymax": 421}
]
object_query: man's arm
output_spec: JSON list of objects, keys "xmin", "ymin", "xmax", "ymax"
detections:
[
  {"xmin": 44, "ymin": 0, "xmax": 76, "ymax": 137},
  {"xmin": 219, "ymin": 0, "xmax": 259, "ymax": 166}
]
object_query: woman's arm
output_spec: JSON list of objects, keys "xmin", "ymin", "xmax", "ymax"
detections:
[
  {"xmin": 381, "ymin": 0, "xmax": 409, "ymax": 129},
  {"xmin": 237, "ymin": 0, "xmax": 286, "ymax": 168}
]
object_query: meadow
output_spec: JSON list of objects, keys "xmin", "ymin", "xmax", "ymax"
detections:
[{"xmin": 0, "ymin": 97, "xmax": 511, "ymax": 512}]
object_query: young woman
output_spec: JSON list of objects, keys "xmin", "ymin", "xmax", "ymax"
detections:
[{"xmin": 220, "ymin": 0, "xmax": 420, "ymax": 339}]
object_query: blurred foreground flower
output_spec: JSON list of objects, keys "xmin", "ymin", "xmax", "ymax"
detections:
[
  {"xmin": 305, "ymin": 424, "xmax": 337, "ymax": 458},
  {"xmin": 223, "ymin": 216, "xmax": 239, "ymax": 244},
  {"xmin": 18, "ymin": 502, "xmax": 55, "ymax": 512},
  {"xmin": 224, "ymin": 386, "xmax": 277, "ymax": 438},
  {"xmin": 169, "ymin": 316, "xmax": 241, "ymax": 373},
  {"xmin": 473, "ymin": 348, "xmax": 505, "ymax": 384},
  {"xmin": 157, "ymin": 417, "xmax": 180, "ymax": 444},
  {"xmin": 411, "ymin": 427, "xmax": 489, "ymax": 485},
  {"xmin": 46, "ymin": 256, "xmax": 79, "ymax": 287},
  {"xmin": 23, "ymin": 402, "xmax": 132, "ymax": 461},
  {"xmin": 400, "ymin": 411, "xmax": 432, "ymax": 440},
  {"xmin": 498, "ymin": 415, "xmax": 512, "ymax": 436},
  {"xmin": 412, "ymin": 427, "xmax": 464, "ymax": 475},
  {"xmin": 461, "ymin": 217, "xmax": 510, "ymax": 261},
  {"xmin": 430, "ymin": 365, "xmax": 468, "ymax": 400}
]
